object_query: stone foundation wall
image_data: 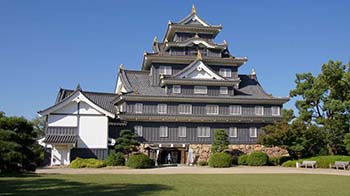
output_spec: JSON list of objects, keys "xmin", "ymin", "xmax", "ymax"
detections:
[{"xmin": 189, "ymin": 144, "xmax": 289, "ymax": 162}]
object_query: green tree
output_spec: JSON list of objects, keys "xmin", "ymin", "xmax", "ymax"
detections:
[
  {"xmin": 0, "ymin": 113, "xmax": 41, "ymax": 172},
  {"xmin": 211, "ymin": 129, "xmax": 229, "ymax": 153},
  {"xmin": 115, "ymin": 130, "xmax": 140, "ymax": 158},
  {"xmin": 32, "ymin": 116, "xmax": 46, "ymax": 139},
  {"xmin": 258, "ymin": 109, "xmax": 326, "ymax": 159},
  {"xmin": 290, "ymin": 60, "xmax": 350, "ymax": 155}
]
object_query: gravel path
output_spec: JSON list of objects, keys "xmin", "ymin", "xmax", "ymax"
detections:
[{"xmin": 36, "ymin": 166, "xmax": 350, "ymax": 176}]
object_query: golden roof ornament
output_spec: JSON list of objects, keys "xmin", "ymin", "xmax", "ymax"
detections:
[
  {"xmin": 153, "ymin": 36, "xmax": 158, "ymax": 43},
  {"xmin": 164, "ymin": 38, "xmax": 169, "ymax": 43},
  {"xmin": 197, "ymin": 49, "xmax": 202, "ymax": 60},
  {"xmin": 119, "ymin": 63, "xmax": 124, "ymax": 70},
  {"xmin": 223, "ymin": 40, "xmax": 228, "ymax": 46},
  {"xmin": 143, "ymin": 51, "xmax": 147, "ymax": 56},
  {"xmin": 192, "ymin": 4, "xmax": 197, "ymax": 14}
]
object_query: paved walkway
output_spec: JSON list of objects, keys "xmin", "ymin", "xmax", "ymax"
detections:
[{"xmin": 36, "ymin": 166, "xmax": 350, "ymax": 176}]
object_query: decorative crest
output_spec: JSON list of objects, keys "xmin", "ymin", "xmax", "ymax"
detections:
[
  {"xmin": 153, "ymin": 36, "xmax": 158, "ymax": 43},
  {"xmin": 197, "ymin": 49, "xmax": 202, "ymax": 60},
  {"xmin": 119, "ymin": 64, "xmax": 124, "ymax": 70},
  {"xmin": 192, "ymin": 4, "xmax": 197, "ymax": 14}
]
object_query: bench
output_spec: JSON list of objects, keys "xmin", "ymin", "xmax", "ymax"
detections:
[
  {"xmin": 299, "ymin": 160, "xmax": 317, "ymax": 168},
  {"xmin": 329, "ymin": 161, "xmax": 349, "ymax": 170}
]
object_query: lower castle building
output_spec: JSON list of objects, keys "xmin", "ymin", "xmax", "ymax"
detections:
[{"xmin": 39, "ymin": 6, "xmax": 289, "ymax": 166}]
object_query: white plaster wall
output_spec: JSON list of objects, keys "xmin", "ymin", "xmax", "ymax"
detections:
[
  {"xmin": 48, "ymin": 115, "xmax": 77, "ymax": 127},
  {"xmin": 77, "ymin": 116, "xmax": 108, "ymax": 148},
  {"xmin": 55, "ymin": 102, "xmax": 78, "ymax": 114},
  {"xmin": 52, "ymin": 145, "xmax": 70, "ymax": 165},
  {"xmin": 79, "ymin": 102, "xmax": 101, "ymax": 115}
]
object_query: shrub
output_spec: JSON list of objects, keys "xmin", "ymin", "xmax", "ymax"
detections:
[
  {"xmin": 70, "ymin": 158, "xmax": 106, "ymax": 168},
  {"xmin": 126, "ymin": 153, "xmax": 152, "ymax": 169},
  {"xmin": 237, "ymin": 154, "xmax": 249, "ymax": 165},
  {"xmin": 208, "ymin": 153, "xmax": 232, "ymax": 168},
  {"xmin": 105, "ymin": 152, "xmax": 125, "ymax": 166},
  {"xmin": 247, "ymin": 151, "xmax": 269, "ymax": 166},
  {"xmin": 304, "ymin": 155, "xmax": 350, "ymax": 168},
  {"xmin": 198, "ymin": 160, "xmax": 208, "ymax": 166},
  {"xmin": 282, "ymin": 160, "xmax": 298, "ymax": 167},
  {"xmin": 269, "ymin": 156, "xmax": 291, "ymax": 166}
]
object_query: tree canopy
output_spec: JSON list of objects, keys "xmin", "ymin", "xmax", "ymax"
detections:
[
  {"xmin": 115, "ymin": 130, "xmax": 140, "ymax": 158},
  {"xmin": 211, "ymin": 129, "xmax": 229, "ymax": 153}
]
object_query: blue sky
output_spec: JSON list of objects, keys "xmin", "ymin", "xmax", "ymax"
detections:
[{"xmin": 1, "ymin": 0, "xmax": 350, "ymax": 119}]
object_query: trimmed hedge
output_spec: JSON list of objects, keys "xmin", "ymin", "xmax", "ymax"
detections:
[
  {"xmin": 269, "ymin": 156, "xmax": 291, "ymax": 166},
  {"xmin": 105, "ymin": 152, "xmax": 125, "ymax": 166},
  {"xmin": 198, "ymin": 160, "xmax": 208, "ymax": 166},
  {"xmin": 126, "ymin": 153, "xmax": 152, "ymax": 169},
  {"xmin": 237, "ymin": 154, "xmax": 249, "ymax": 165},
  {"xmin": 70, "ymin": 158, "xmax": 106, "ymax": 168},
  {"xmin": 282, "ymin": 156, "xmax": 350, "ymax": 168},
  {"xmin": 208, "ymin": 153, "xmax": 232, "ymax": 168},
  {"xmin": 247, "ymin": 151, "xmax": 269, "ymax": 166}
]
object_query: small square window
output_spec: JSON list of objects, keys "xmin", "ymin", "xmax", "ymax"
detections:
[
  {"xmin": 134, "ymin": 126, "xmax": 143, "ymax": 137},
  {"xmin": 158, "ymin": 104, "xmax": 167, "ymax": 114},
  {"xmin": 173, "ymin": 85, "xmax": 181, "ymax": 94},
  {"xmin": 159, "ymin": 126, "xmax": 168, "ymax": 138},
  {"xmin": 219, "ymin": 68, "xmax": 232, "ymax": 77},
  {"xmin": 229, "ymin": 127, "xmax": 238, "ymax": 138},
  {"xmin": 271, "ymin": 106, "xmax": 280, "ymax": 116},
  {"xmin": 255, "ymin": 106, "xmax": 264, "ymax": 116},
  {"xmin": 178, "ymin": 126, "xmax": 186, "ymax": 137},
  {"xmin": 220, "ymin": 87, "xmax": 228, "ymax": 95},
  {"xmin": 159, "ymin": 66, "xmax": 172, "ymax": 75},
  {"xmin": 135, "ymin": 103, "xmax": 143, "ymax": 114},
  {"xmin": 249, "ymin": 127, "xmax": 257, "ymax": 138}
]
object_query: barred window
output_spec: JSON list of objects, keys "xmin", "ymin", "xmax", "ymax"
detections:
[
  {"xmin": 179, "ymin": 104, "xmax": 192, "ymax": 114},
  {"xmin": 173, "ymin": 85, "xmax": 181, "ymax": 94},
  {"xmin": 229, "ymin": 105, "xmax": 242, "ymax": 115},
  {"xmin": 255, "ymin": 106, "xmax": 264, "ymax": 116},
  {"xmin": 249, "ymin": 127, "xmax": 257, "ymax": 138},
  {"xmin": 194, "ymin": 86, "xmax": 207, "ymax": 94},
  {"xmin": 271, "ymin": 106, "xmax": 281, "ymax": 116},
  {"xmin": 134, "ymin": 126, "xmax": 143, "ymax": 137},
  {"xmin": 178, "ymin": 126, "xmax": 186, "ymax": 137},
  {"xmin": 135, "ymin": 103, "xmax": 143, "ymax": 114},
  {"xmin": 219, "ymin": 68, "xmax": 232, "ymax": 77},
  {"xmin": 229, "ymin": 127, "xmax": 238, "ymax": 138},
  {"xmin": 159, "ymin": 66, "xmax": 172, "ymax": 75},
  {"xmin": 158, "ymin": 104, "xmax": 167, "ymax": 114},
  {"xmin": 159, "ymin": 126, "xmax": 168, "ymax": 138},
  {"xmin": 198, "ymin": 127, "xmax": 210, "ymax": 137},
  {"xmin": 206, "ymin": 105, "xmax": 219, "ymax": 115},
  {"xmin": 220, "ymin": 87, "xmax": 228, "ymax": 95}
]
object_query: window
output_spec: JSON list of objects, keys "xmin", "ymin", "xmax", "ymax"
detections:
[
  {"xmin": 255, "ymin": 106, "xmax": 264, "ymax": 116},
  {"xmin": 197, "ymin": 127, "xmax": 210, "ymax": 137},
  {"xmin": 135, "ymin": 103, "xmax": 143, "ymax": 114},
  {"xmin": 219, "ymin": 68, "xmax": 232, "ymax": 77},
  {"xmin": 159, "ymin": 126, "xmax": 168, "ymax": 137},
  {"xmin": 194, "ymin": 86, "xmax": 207, "ymax": 94},
  {"xmin": 229, "ymin": 127, "xmax": 238, "ymax": 138},
  {"xmin": 229, "ymin": 105, "xmax": 242, "ymax": 115},
  {"xmin": 173, "ymin": 85, "xmax": 181, "ymax": 94},
  {"xmin": 178, "ymin": 126, "xmax": 186, "ymax": 137},
  {"xmin": 271, "ymin": 106, "xmax": 281, "ymax": 116},
  {"xmin": 249, "ymin": 127, "xmax": 257, "ymax": 138},
  {"xmin": 159, "ymin": 66, "xmax": 172, "ymax": 75},
  {"xmin": 134, "ymin": 126, "xmax": 143, "ymax": 137},
  {"xmin": 220, "ymin": 87, "xmax": 228, "ymax": 95},
  {"xmin": 179, "ymin": 104, "xmax": 192, "ymax": 114},
  {"xmin": 158, "ymin": 104, "xmax": 167, "ymax": 114},
  {"xmin": 206, "ymin": 105, "xmax": 219, "ymax": 115}
]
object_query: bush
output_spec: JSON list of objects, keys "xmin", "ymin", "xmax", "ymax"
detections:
[
  {"xmin": 126, "ymin": 153, "xmax": 152, "ymax": 169},
  {"xmin": 247, "ymin": 151, "xmax": 269, "ymax": 166},
  {"xmin": 281, "ymin": 160, "xmax": 298, "ymax": 167},
  {"xmin": 198, "ymin": 160, "xmax": 208, "ymax": 166},
  {"xmin": 269, "ymin": 156, "xmax": 291, "ymax": 166},
  {"xmin": 208, "ymin": 153, "xmax": 232, "ymax": 168},
  {"xmin": 105, "ymin": 152, "xmax": 125, "ymax": 166},
  {"xmin": 238, "ymin": 154, "xmax": 249, "ymax": 165},
  {"xmin": 70, "ymin": 158, "xmax": 106, "ymax": 168}
]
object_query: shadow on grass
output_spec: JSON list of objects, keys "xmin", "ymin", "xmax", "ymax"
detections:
[{"xmin": 0, "ymin": 176, "xmax": 171, "ymax": 196}]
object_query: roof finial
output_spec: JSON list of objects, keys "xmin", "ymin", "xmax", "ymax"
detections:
[
  {"xmin": 153, "ymin": 36, "xmax": 158, "ymax": 43},
  {"xmin": 143, "ymin": 51, "xmax": 147, "ymax": 56},
  {"xmin": 192, "ymin": 4, "xmax": 197, "ymax": 14},
  {"xmin": 164, "ymin": 38, "xmax": 169, "ymax": 43},
  {"xmin": 223, "ymin": 40, "xmax": 228, "ymax": 46},
  {"xmin": 76, "ymin": 83, "xmax": 82, "ymax": 91},
  {"xmin": 119, "ymin": 63, "xmax": 124, "ymax": 70},
  {"xmin": 197, "ymin": 49, "xmax": 202, "ymax": 60},
  {"xmin": 251, "ymin": 68, "xmax": 256, "ymax": 76}
]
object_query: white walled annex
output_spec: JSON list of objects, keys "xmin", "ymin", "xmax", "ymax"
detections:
[{"xmin": 77, "ymin": 115, "xmax": 108, "ymax": 149}]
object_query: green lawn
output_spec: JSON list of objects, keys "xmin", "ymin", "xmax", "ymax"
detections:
[{"xmin": 1, "ymin": 174, "xmax": 350, "ymax": 196}]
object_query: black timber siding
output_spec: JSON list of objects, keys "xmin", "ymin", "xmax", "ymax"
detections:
[
  {"xmin": 123, "ymin": 122, "xmax": 266, "ymax": 144},
  {"xmin": 70, "ymin": 148, "xmax": 108, "ymax": 160},
  {"xmin": 126, "ymin": 102, "xmax": 278, "ymax": 116}
]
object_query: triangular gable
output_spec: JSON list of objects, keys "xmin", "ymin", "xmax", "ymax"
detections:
[
  {"xmin": 173, "ymin": 60, "xmax": 225, "ymax": 80},
  {"xmin": 114, "ymin": 69, "xmax": 133, "ymax": 94},
  {"xmin": 39, "ymin": 90, "xmax": 115, "ymax": 118},
  {"xmin": 178, "ymin": 14, "xmax": 210, "ymax": 27}
]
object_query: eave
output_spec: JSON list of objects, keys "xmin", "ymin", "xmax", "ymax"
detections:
[
  {"xmin": 163, "ymin": 24, "xmax": 222, "ymax": 43},
  {"xmin": 116, "ymin": 94, "xmax": 289, "ymax": 105},
  {"xmin": 161, "ymin": 78, "xmax": 240, "ymax": 87},
  {"xmin": 119, "ymin": 114, "xmax": 282, "ymax": 123},
  {"xmin": 142, "ymin": 55, "xmax": 248, "ymax": 70}
]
